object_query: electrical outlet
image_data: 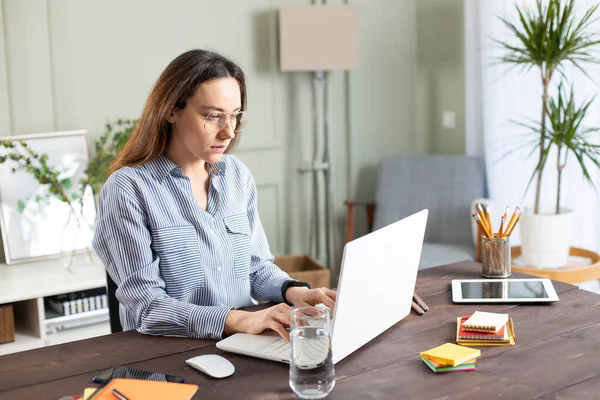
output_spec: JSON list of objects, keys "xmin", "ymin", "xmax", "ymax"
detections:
[{"xmin": 442, "ymin": 111, "xmax": 456, "ymax": 130}]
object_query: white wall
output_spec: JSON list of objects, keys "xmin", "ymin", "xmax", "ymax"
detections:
[{"xmin": 0, "ymin": 0, "xmax": 428, "ymax": 268}]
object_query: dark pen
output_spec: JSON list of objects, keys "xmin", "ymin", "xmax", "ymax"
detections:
[
  {"xmin": 111, "ymin": 388, "xmax": 129, "ymax": 400},
  {"xmin": 413, "ymin": 293, "xmax": 429, "ymax": 312}
]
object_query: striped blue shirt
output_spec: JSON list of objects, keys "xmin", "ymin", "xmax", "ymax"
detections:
[{"xmin": 92, "ymin": 154, "xmax": 291, "ymax": 340}]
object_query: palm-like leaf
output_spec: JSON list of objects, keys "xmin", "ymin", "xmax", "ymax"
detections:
[
  {"xmin": 497, "ymin": 0, "xmax": 600, "ymax": 75},
  {"xmin": 496, "ymin": 0, "xmax": 600, "ymax": 213},
  {"xmin": 546, "ymin": 83, "xmax": 600, "ymax": 191},
  {"xmin": 508, "ymin": 116, "xmax": 553, "ymax": 200}
]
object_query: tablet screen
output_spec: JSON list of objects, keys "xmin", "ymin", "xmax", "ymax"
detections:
[{"xmin": 461, "ymin": 280, "xmax": 549, "ymax": 299}]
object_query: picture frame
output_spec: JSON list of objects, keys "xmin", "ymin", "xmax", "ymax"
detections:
[{"xmin": 0, "ymin": 130, "xmax": 96, "ymax": 264}]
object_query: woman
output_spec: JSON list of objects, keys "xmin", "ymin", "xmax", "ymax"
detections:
[{"xmin": 93, "ymin": 49, "xmax": 336, "ymax": 341}]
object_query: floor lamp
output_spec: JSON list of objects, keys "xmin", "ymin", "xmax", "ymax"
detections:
[{"xmin": 279, "ymin": 4, "xmax": 358, "ymax": 271}]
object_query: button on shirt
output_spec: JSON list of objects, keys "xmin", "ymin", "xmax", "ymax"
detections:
[{"xmin": 92, "ymin": 154, "xmax": 291, "ymax": 339}]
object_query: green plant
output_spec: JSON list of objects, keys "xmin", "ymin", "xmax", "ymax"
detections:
[
  {"xmin": 80, "ymin": 118, "xmax": 136, "ymax": 197},
  {"xmin": 546, "ymin": 83, "xmax": 600, "ymax": 213},
  {"xmin": 497, "ymin": 0, "xmax": 600, "ymax": 214},
  {"xmin": 0, "ymin": 140, "xmax": 79, "ymax": 216}
]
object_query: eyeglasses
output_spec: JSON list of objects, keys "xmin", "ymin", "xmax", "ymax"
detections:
[{"xmin": 199, "ymin": 111, "xmax": 249, "ymax": 135}]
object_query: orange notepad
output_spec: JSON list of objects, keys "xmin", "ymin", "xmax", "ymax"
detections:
[{"xmin": 91, "ymin": 378, "xmax": 198, "ymax": 400}]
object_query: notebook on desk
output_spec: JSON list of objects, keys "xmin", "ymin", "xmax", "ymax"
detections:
[
  {"xmin": 462, "ymin": 311, "xmax": 509, "ymax": 333},
  {"xmin": 217, "ymin": 209, "xmax": 429, "ymax": 364},
  {"xmin": 89, "ymin": 378, "xmax": 198, "ymax": 400}
]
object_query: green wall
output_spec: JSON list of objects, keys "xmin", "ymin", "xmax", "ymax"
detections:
[{"xmin": 0, "ymin": 0, "xmax": 467, "ymax": 260}]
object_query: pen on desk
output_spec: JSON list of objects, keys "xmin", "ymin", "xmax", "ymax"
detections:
[
  {"xmin": 411, "ymin": 301, "xmax": 425, "ymax": 315},
  {"xmin": 111, "ymin": 388, "xmax": 130, "ymax": 400},
  {"xmin": 413, "ymin": 293, "xmax": 429, "ymax": 312}
]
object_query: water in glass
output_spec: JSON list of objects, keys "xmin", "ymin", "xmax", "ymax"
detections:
[{"xmin": 289, "ymin": 307, "xmax": 335, "ymax": 399}]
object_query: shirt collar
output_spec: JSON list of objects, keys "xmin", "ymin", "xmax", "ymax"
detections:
[
  {"xmin": 146, "ymin": 155, "xmax": 227, "ymax": 182},
  {"xmin": 145, "ymin": 155, "xmax": 180, "ymax": 182},
  {"xmin": 208, "ymin": 159, "xmax": 227, "ymax": 176}
]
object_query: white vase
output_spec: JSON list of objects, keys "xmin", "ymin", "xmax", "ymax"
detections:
[{"xmin": 520, "ymin": 207, "xmax": 573, "ymax": 268}]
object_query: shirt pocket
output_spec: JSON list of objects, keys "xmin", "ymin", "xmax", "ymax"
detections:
[
  {"xmin": 224, "ymin": 213, "xmax": 251, "ymax": 279},
  {"xmin": 151, "ymin": 225, "xmax": 205, "ymax": 298}
]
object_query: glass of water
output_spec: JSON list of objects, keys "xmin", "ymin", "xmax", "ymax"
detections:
[{"xmin": 289, "ymin": 306, "xmax": 335, "ymax": 399}]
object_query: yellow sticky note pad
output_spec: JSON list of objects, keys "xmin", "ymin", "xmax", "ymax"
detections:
[
  {"xmin": 420, "ymin": 342, "xmax": 481, "ymax": 367},
  {"xmin": 83, "ymin": 388, "xmax": 96, "ymax": 400}
]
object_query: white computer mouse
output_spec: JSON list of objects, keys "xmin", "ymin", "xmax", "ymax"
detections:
[{"xmin": 186, "ymin": 354, "xmax": 235, "ymax": 378}]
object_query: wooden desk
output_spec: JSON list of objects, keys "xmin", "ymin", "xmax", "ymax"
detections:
[{"xmin": 2, "ymin": 261, "xmax": 600, "ymax": 400}]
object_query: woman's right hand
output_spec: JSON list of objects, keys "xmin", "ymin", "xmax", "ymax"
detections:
[{"xmin": 224, "ymin": 303, "xmax": 292, "ymax": 341}]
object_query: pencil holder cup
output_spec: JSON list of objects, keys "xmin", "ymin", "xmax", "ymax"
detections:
[{"xmin": 481, "ymin": 235, "xmax": 511, "ymax": 278}]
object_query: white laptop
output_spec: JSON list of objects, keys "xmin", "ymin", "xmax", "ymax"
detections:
[{"xmin": 216, "ymin": 209, "xmax": 428, "ymax": 364}]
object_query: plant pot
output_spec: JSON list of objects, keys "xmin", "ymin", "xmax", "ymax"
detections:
[{"xmin": 520, "ymin": 207, "xmax": 573, "ymax": 268}]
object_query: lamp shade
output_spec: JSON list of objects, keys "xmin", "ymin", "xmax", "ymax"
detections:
[{"xmin": 279, "ymin": 4, "xmax": 358, "ymax": 71}]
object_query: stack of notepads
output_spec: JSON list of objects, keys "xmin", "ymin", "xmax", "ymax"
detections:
[
  {"xmin": 456, "ymin": 311, "xmax": 515, "ymax": 346},
  {"xmin": 420, "ymin": 343, "xmax": 481, "ymax": 373}
]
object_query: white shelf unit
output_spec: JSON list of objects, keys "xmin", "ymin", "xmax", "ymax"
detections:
[{"xmin": 0, "ymin": 253, "xmax": 109, "ymax": 356}]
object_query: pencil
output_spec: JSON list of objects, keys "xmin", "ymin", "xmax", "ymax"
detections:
[
  {"xmin": 476, "ymin": 203, "xmax": 489, "ymax": 232},
  {"xmin": 497, "ymin": 215, "xmax": 505, "ymax": 238},
  {"xmin": 413, "ymin": 293, "xmax": 429, "ymax": 311},
  {"xmin": 503, "ymin": 206, "xmax": 520, "ymax": 238},
  {"xmin": 473, "ymin": 213, "xmax": 491, "ymax": 238},
  {"xmin": 506, "ymin": 211, "xmax": 523, "ymax": 237},
  {"xmin": 497, "ymin": 206, "xmax": 509, "ymax": 237},
  {"xmin": 411, "ymin": 301, "xmax": 425, "ymax": 315},
  {"xmin": 485, "ymin": 205, "xmax": 493, "ymax": 237},
  {"xmin": 473, "ymin": 213, "xmax": 492, "ymax": 239}
]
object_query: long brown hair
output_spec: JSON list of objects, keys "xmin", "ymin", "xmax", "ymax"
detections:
[{"xmin": 110, "ymin": 49, "xmax": 247, "ymax": 174}]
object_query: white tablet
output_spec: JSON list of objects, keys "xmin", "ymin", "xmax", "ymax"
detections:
[{"xmin": 451, "ymin": 278, "xmax": 559, "ymax": 303}]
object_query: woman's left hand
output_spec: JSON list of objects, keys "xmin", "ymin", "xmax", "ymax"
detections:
[{"xmin": 285, "ymin": 286, "xmax": 337, "ymax": 311}]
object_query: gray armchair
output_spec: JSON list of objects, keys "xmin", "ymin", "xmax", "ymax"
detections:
[{"xmin": 345, "ymin": 155, "xmax": 487, "ymax": 269}]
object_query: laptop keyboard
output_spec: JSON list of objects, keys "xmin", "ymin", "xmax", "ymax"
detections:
[
  {"xmin": 262, "ymin": 339, "xmax": 291, "ymax": 358},
  {"xmin": 259, "ymin": 314, "xmax": 332, "ymax": 361},
  {"xmin": 260, "ymin": 333, "xmax": 330, "ymax": 367}
]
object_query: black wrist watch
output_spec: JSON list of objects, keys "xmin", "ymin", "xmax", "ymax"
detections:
[{"xmin": 281, "ymin": 280, "xmax": 311, "ymax": 306}]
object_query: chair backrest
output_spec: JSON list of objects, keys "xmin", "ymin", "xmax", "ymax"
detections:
[
  {"xmin": 106, "ymin": 272, "xmax": 123, "ymax": 333},
  {"xmin": 373, "ymin": 155, "xmax": 487, "ymax": 247}
]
